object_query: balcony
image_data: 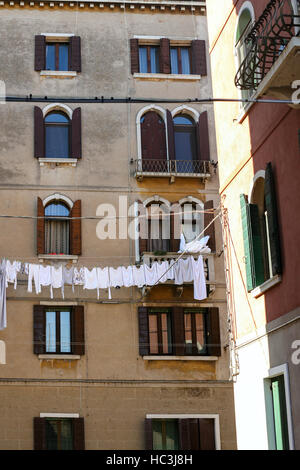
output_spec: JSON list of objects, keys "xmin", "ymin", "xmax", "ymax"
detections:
[
  {"xmin": 234, "ymin": 0, "xmax": 300, "ymax": 106},
  {"xmin": 142, "ymin": 252, "xmax": 216, "ymax": 295},
  {"xmin": 134, "ymin": 158, "xmax": 212, "ymax": 182}
]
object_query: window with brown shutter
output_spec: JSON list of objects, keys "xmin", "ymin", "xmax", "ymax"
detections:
[
  {"xmin": 33, "ymin": 417, "xmax": 85, "ymax": 450},
  {"xmin": 159, "ymin": 38, "xmax": 171, "ymax": 74},
  {"xmin": 206, "ymin": 307, "xmax": 221, "ymax": 357},
  {"xmin": 130, "ymin": 38, "xmax": 139, "ymax": 74},
  {"xmin": 35, "ymin": 35, "xmax": 81, "ymax": 72},
  {"xmin": 34, "ymin": 35, "xmax": 46, "ymax": 71},
  {"xmin": 196, "ymin": 111, "xmax": 210, "ymax": 162},
  {"xmin": 71, "ymin": 107, "xmax": 82, "ymax": 159},
  {"xmin": 70, "ymin": 200, "xmax": 82, "ymax": 256},
  {"xmin": 140, "ymin": 111, "xmax": 167, "ymax": 171},
  {"xmin": 37, "ymin": 197, "xmax": 45, "ymax": 255},
  {"xmin": 191, "ymin": 39, "xmax": 207, "ymax": 76},
  {"xmin": 34, "ymin": 106, "xmax": 45, "ymax": 159},
  {"xmin": 33, "ymin": 305, "xmax": 85, "ymax": 356},
  {"xmin": 69, "ymin": 36, "xmax": 81, "ymax": 73}
]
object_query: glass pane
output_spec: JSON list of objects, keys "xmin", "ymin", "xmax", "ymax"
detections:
[
  {"xmin": 170, "ymin": 48, "xmax": 179, "ymax": 74},
  {"xmin": 46, "ymin": 419, "xmax": 59, "ymax": 449},
  {"xmin": 60, "ymin": 419, "xmax": 73, "ymax": 450},
  {"xmin": 45, "ymin": 125, "xmax": 69, "ymax": 158},
  {"xmin": 152, "ymin": 421, "xmax": 163, "ymax": 450},
  {"xmin": 174, "ymin": 131, "xmax": 194, "ymax": 162},
  {"xmin": 165, "ymin": 420, "xmax": 179, "ymax": 450},
  {"xmin": 45, "ymin": 202, "xmax": 70, "ymax": 217},
  {"xmin": 184, "ymin": 313, "xmax": 193, "ymax": 354},
  {"xmin": 46, "ymin": 311, "xmax": 56, "ymax": 353},
  {"xmin": 149, "ymin": 314, "xmax": 159, "ymax": 354},
  {"xmin": 45, "ymin": 219, "xmax": 70, "ymax": 255},
  {"xmin": 181, "ymin": 48, "xmax": 191, "ymax": 74},
  {"xmin": 173, "ymin": 115, "xmax": 193, "ymax": 125},
  {"xmin": 59, "ymin": 44, "xmax": 69, "ymax": 71},
  {"xmin": 139, "ymin": 46, "xmax": 148, "ymax": 73},
  {"xmin": 45, "ymin": 44, "xmax": 55, "ymax": 70},
  {"xmin": 195, "ymin": 313, "xmax": 205, "ymax": 353},
  {"xmin": 60, "ymin": 311, "xmax": 71, "ymax": 353},
  {"xmin": 45, "ymin": 112, "xmax": 69, "ymax": 123},
  {"xmin": 150, "ymin": 47, "xmax": 160, "ymax": 73}
]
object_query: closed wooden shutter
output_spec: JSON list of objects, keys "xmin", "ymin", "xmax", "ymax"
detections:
[
  {"xmin": 264, "ymin": 162, "xmax": 282, "ymax": 276},
  {"xmin": 204, "ymin": 200, "xmax": 216, "ymax": 252},
  {"xmin": 71, "ymin": 107, "xmax": 82, "ymax": 159},
  {"xmin": 170, "ymin": 204, "xmax": 180, "ymax": 253},
  {"xmin": 178, "ymin": 419, "xmax": 192, "ymax": 449},
  {"xmin": 141, "ymin": 111, "xmax": 167, "ymax": 161},
  {"xmin": 145, "ymin": 418, "xmax": 153, "ymax": 450},
  {"xmin": 196, "ymin": 111, "xmax": 210, "ymax": 161},
  {"xmin": 33, "ymin": 305, "xmax": 46, "ymax": 354},
  {"xmin": 34, "ymin": 35, "xmax": 46, "ymax": 71},
  {"xmin": 240, "ymin": 194, "xmax": 255, "ymax": 291},
  {"xmin": 72, "ymin": 417, "xmax": 85, "ymax": 450},
  {"xmin": 70, "ymin": 200, "xmax": 82, "ymax": 256},
  {"xmin": 159, "ymin": 38, "xmax": 171, "ymax": 74},
  {"xmin": 138, "ymin": 307, "xmax": 149, "ymax": 356},
  {"xmin": 69, "ymin": 36, "xmax": 81, "ymax": 72},
  {"xmin": 34, "ymin": 106, "xmax": 45, "ymax": 158},
  {"xmin": 199, "ymin": 418, "xmax": 216, "ymax": 449},
  {"xmin": 249, "ymin": 203, "xmax": 265, "ymax": 287},
  {"xmin": 172, "ymin": 307, "xmax": 185, "ymax": 356},
  {"xmin": 191, "ymin": 40, "xmax": 207, "ymax": 76},
  {"xmin": 37, "ymin": 197, "xmax": 45, "ymax": 255},
  {"xmin": 207, "ymin": 307, "xmax": 221, "ymax": 356},
  {"xmin": 166, "ymin": 109, "xmax": 175, "ymax": 163},
  {"xmin": 130, "ymin": 38, "xmax": 139, "ymax": 74},
  {"xmin": 34, "ymin": 417, "xmax": 46, "ymax": 450},
  {"xmin": 72, "ymin": 306, "xmax": 85, "ymax": 355}
]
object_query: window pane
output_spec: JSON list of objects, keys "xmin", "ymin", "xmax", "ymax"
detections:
[
  {"xmin": 184, "ymin": 313, "xmax": 193, "ymax": 354},
  {"xmin": 46, "ymin": 311, "xmax": 56, "ymax": 353},
  {"xmin": 181, "ymin": 48, "xmax": 191, "ymax": 74},
  {"xmin": 45, "ymin": 219, "xmax": 70, "ymax": 254},
  {"xmin": 45, "ymin": 112, "xmax": 69, "ymax": 124},
  {"xmin": 45, "ymin": 202, "xmax": 70, "ymax": 217},
  {"xmin": 150, "ymin": 47, "xmax": 159, "ymax": 73},
  {"xmin": 170, "ymin": 48, "xmax": 179, "ymax": 74},
  {"xmin": 45, "ymin": 419, "xmax": 59, "ymax": 449},
  {"xmin": 174, "ymin": 131, "xmax": 195, "ymax": 162},
  {"xmin": 60, "ymin": 311, "xmax": 71, "ymax": 353},
  {"xmin": 165, "ymin": 420, "xmax": 179, "ymax": 450},
  {"xmin": 59, "ymin": 44, "xmax": 69, "ymax": 71},
  {"xmin": 174, "ymin": 115, "xmax": 193, "ymax": 125},
  {"xmin": 149, "ymin": 314, "xmax": 159, "ymax": 354},
  {"xmin": 45, "ymin": 125, "xmax": 69, "ymax": 158},
  {"xmin": 139, "ymin": 47, "xmax": 148, "ymax": 73},
  {"xmin": 60, "ymin": 419, "xmax": 73, "ymax": 450},
  {"xmin": 46, "ymin": 44, "xmax": 55, "ymax": 70},
  {"xmin": 195, "ymin": 313, "xmax": 205, "ymax": 353},
  {"xmin": 152, "ymin": 421, "xmax": 163, "ymax": 450}
]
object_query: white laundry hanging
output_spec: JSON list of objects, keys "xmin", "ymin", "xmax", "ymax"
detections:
[{"xmin": 0, "ymin": 260, "xmax": 7, "ymax": 330}]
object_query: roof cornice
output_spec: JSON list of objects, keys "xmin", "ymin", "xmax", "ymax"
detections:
[{"xmin": 0, "ymin": 0, "xmax": 206, "ymax": 13}]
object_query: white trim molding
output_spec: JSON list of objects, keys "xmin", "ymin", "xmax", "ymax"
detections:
[
  {"xmin": 39, "ymin": 158, "xmax": 78, "ymax": 167},
  {"xmin": 251, "ymin": 275, "xmax": 282, "ymax": 298},
  {"xmin": 171, "ymin": 105, "xmax": 200, "ymax": 121},
  {"xmin": 248, "ymin": 169, "xmax": 265, "ymax": 203},
  {"xmin": 146, "ymin": 413, "xmax": 221, "ymax": 450},
  {"xmin": 178, "ymin": 196, "xmax": 204, "ymax": 207},
  {"xmin": 40, "ymin": 412, "xmax": 80, "ymax": 418},
  {"xmin": 142, "ymin": 195, "xmax": 171, "ymax": 208},
  {"xmin": 38, "ymin": 354, "xmax": 81, "ymax": 360},
  {"xmin": 42, "ymin": 102, "xmax": 73, "ymax": 119},
  {"xmin": 133, "ymin": 73, "xmax": 201, "ymax": 81},
  {"xmin": 42, "ymin": 193, "xmax": 74, "ymax": 208},
  {"xmin": 143, "ymin": 355, "xmax": 218, "ymax": 361},
  {"xmin": 0, "ymin": 340, "xmax": 6, "ymax": 365},
  {"xmin": 40, "ymin": 70, "xmax": 77, "ymax": 79}
]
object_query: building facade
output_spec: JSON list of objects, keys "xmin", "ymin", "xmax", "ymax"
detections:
[
  {"xmin": 0, "ymin": 0, "xmax": 237, "ymax": 450},
  {"xmin": 206, "ymin": 0, "xmax": 300, "ymax": 450}
]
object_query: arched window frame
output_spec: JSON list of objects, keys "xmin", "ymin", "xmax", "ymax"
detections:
[
  {"xmin": 178, "ymin": 196, "xmax": 204, "ymax": 243},
  {"xmin": 43, "ymin": 194, "xmax": 73, "ymax": 256},
  {"xmin": 136, "ymin": 105, "xmax": 168, "ymax": 161}
]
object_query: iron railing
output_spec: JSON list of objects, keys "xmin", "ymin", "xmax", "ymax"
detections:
[
  {"xmin": 135, "ymin": 158, "xmax": 211, "ymax": 176},
  {"xmin": 235, "ymin": 0, "xmax": 300, "ymax": 91}
]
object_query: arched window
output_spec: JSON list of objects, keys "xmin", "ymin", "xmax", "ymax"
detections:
[
  {"xmin": 174, "ymin": 114, "xmax": 197, "ymax": 172},
  {"xmin": 235, "ymin": 4, "xmax": 255, "ymax": 102},
  {"xmin": 141, "ymin": 111, "xmax": 167, "ymax": 171},
  {"xmin": 44, "ymin": 201, "xmax": 71, "ymax": 254},
  {"xmin": 45, "ymin": 111, "xmax": 70, "ymax": 158},
  {"xmin": 146, "ymin": 202, "xmax": 170, "ymax": 253},
  {"xmin": 180, "ymin": 201, "xmax": 204, "ymax": 244}
]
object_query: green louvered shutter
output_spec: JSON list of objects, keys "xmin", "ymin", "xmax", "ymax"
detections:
[
  {"xmin": 264, "ymin": 162, "xmax": 282, "ymax": 276},
  {"xmin": 249, "ymin": 203, "xmax": 265, "ymax": 287},
  {"xmin": 240, "ymin": 194, "xmax": 255, "ymax": 291}
]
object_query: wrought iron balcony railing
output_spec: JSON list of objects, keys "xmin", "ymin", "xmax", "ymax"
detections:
[
  {"xmin": 134, "ymin": 158, "xmax": 211, "ymax": 179},
  {"xmin": 235, "ymin": 0, "xmax": 300, "ymax": 91}
]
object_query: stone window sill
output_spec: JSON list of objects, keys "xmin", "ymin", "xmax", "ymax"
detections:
[
  {"xmin": 38, "ymin": 354, "xmax": 80, "ymax": 360},
  {"xmin": 38, "ymin": 254, "xmax": 79, "ymax": 264},
  {"xmin": 251, "ymin": 274, "xmax": 282, "ymax": 299},
  {"xmin": 143, "ymin": 355, "xmax": 218, "ymax": 361},
  {"xmin": 133, "ymin": 72, "xmax": 201, "ymax": 81},
  {"xmin": 38, "ymin": 158, "xmax": 78, "ymax": 167},
  {"xmin": 40, "ymin": 70, "xmax": 77, "ymax": 79}
]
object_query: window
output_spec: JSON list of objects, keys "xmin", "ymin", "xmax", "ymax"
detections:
[
  {"xmin": 270, "ymin": 376, "xmax": 289, "ymax": 450},
  {"xmin": 235, "ymin": 5, "xmax": 255, "ymax": 103},
  {"xmin": 145, "ymin": 202, "xmax": 171, "ymax": 253},
  {"xmin": 130, "ymin": 38, "xmax": 207, "ymax": 76},
  {"xmin": 145, "ymin": 417, "xmax": 216, "ymax": 450},
  {"xmin": 140, "ymin": 111, "xmax": 167, "ymax": 170},
  {"xmin": 45, "ymin": 111, "xmax": 70, "ymax": 159},
  {"xmin": 33, "ymin": 305, "xmax": 85, "ymax": 356},
  {"xmin": 46, "ymin": 42, "xmax": 69, "ymax": 71},
  {"xmin": 139, "ymin": 45, "xmax": 160, "ymax": 73},
  {"xmin": 34, "ymin": 106, "xmax": 82, "ymax": 160},
  {"xmin": 240, "ymin": 162, "xmax": 282, "ymax": 292},
  {"xmin": 44, "ymin": 201, "xmax": 70, "ymax": 255},
  {"xmin": 170, "ymin": 46, "xmax": 191, "ymax": 74},
  {"xmin": 37, "ymin": 196, "xmax": 82, "ymax": 256},
  {"xmin": 34, "ymin": 416, "xmax": 85, "ymax": 450},
  {"xmin": 138, "ymin": 307, "xmax": 221, "ymax": 357},
  {"xmin": 180, "ymin": 202, "xmax": 204, "ymax": 244},
  {"xmin": 174, "ymin": 114, "xmax": 197, "ymax": 171},
  {"xmin": 35, "ymin": 35, "xmax": 81, "ymax": 73}
]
